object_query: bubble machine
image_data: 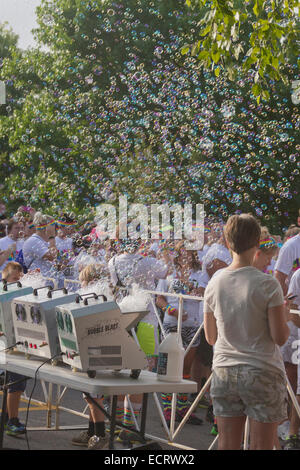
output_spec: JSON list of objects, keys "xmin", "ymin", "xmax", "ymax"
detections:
[
  {"xmin": 0, "ymin": 281, "xmax": 33, "ymax": 349},
  {"xmin": 11, "ymin": 286, "xmax": 77, "ymax": 360},
  {"xmin": 55, "ymin": 293, "xmax": 148, "ymax": 378}
]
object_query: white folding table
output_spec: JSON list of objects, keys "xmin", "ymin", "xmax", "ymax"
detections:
[{"xmin": 0, "ymin": 353, "xmax": 197, "ymax": 450}]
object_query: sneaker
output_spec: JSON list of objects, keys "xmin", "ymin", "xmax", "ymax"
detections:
[
  {"xmin": 117, "ymin": 428, "xmax": 145, "ymax": 444},
  {"xmin": 6, "ymin": 419, "xmax": 26, "ymax": 437},
  {"xmin": 71, "ymin": 430, "xmax": 91, "ymax": 447},
  {"xmin": 283, "ymin": 435, "xmax": 300, "ymax": 450},
  {"xmin": 211, "ymin": 423, "xmax": 218, "ymax": 436},
  {"xmin": 88, "ymin": 434, "xmax": 109, "ymax": 450},
  {"xmin": 105, "ymin": 425, "xmax": 121, "ymax": 436},
  {"xmin": 278, "ymin": 421, "xmax": 290, "ymax": 441}
]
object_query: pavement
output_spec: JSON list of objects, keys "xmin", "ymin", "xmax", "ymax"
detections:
[{"xmin": 0, "ymin": 381, "xmax": 216, "ymax": 451}]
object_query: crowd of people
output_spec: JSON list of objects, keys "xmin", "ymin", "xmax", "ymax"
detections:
[{"xmin": 1, "ymin": 203, "xmax": 300, "ymax": 450}]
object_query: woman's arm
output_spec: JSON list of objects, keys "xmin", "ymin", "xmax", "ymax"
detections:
[
  {"xmin": 275, "ymin": 270, "xmax": 288, "ymax": 296},
  {"xmin": 204, "ymin": 311, "xmax": 218, "ymax": 345},
  {"xmin": 289, "ymin": 303, "xmax": 300, "ymax": 328},
  {"xmin": 267, "ymin": 304, "xmax": 290, "ymax": 346}
]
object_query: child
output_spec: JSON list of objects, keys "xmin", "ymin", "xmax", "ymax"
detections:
[
  {"xmin": 204, "ymin": 214, "xmax": 291, "ymax": 450},
  {"xmin": 71, "ymin": 263, "xmax": 109, "ymax": 449},
  {"xmin": 2, "ymin": 262, "xmax": 27, "ymax": 436}
]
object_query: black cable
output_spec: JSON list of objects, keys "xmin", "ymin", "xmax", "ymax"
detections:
[
  {"xmin": 24, "ymin": 352, "xmax": 64, "ymax": 450},
  {"xmin": 0, "ymin": 341, "xmax": 23, "ymax": 353}
]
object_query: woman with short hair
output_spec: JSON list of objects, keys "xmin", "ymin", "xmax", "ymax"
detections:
[{"xmin": 204, "ymin": 214, "xmax": 291, "ymax": 450}]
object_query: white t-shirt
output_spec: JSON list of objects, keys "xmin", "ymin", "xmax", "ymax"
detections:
[
  {"xmin": 0, "ymin": 236, "xmax": 24, "ymax": 274},
  {"xmin": 197, "ymin": 244, "xmax": 209, "ymax": 262},
  {"xmin": 275, "ymin": 234, "xmax": 300, "ymax": 283},
  {"xmin": 288, "ymin": 269, "xmax": 300, "ymax": 309},
  {"xmin": 275, "ymin": 235, "xmax": 300, "ymax": 353},
  {"xmin": 204, "ymin": 266, "xmax": 285, "ymax": 375},
  {"xmin": 285, "ymin": 269, "xmax": 300, "ymax": 348},
  {"xmin": 55, "ymin": 236, "xmax": 73, "ymax": 252},
  {"xmin": 201, "ymin": 243, "xmax": 232, "ymax": 287},
  {"xmin": 108, "ymin": 253, "xmax": 168, "ymax": 325},
  {"xmin": 23, "ymin": 234, "xmax": 52, "ymax": 277},
  {"xmin": 157, "ymin": 270, "xmax": 202, "ymax": 328}
]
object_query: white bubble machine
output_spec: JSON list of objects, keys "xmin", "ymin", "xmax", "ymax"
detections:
[
  {"xmin": 0, "ymin": 280, "xmax": 33, "ymax": 349},
  {"xmin": 11, "ymin": 286, "xmax": 77, "ymax": 359},
  {"xmin": 55, "ymin": 292, "xmax": 148, "ymax": 378}
]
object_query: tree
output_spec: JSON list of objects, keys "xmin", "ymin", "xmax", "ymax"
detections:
[
  {"xmin": 184, "ymin": 0, "xmax": 299, "ymax": 102},
  {"xmin": 0, "ymin": 0, "xmax": 299, "ymax": 231},
  {"xmin": 0, "ymin": 23, "xmax": 18, "ymax": 59},
  {"xmin": 0, "ymin": 23, "xmax": 21, "ymax": 207}
]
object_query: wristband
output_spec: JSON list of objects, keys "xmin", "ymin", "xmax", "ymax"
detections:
[{"xmin": 165, "ymin": 304, "xmax": 177, "ymax": 316}]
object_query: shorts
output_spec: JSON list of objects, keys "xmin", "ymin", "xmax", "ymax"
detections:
[
  {"xmin": 7, "ymin": 372, "xmax": 27, "ymax": 393},
  {"xmin": 163, "ymin": 324, "xmax": 201, "ymax": 349},
  {"xmin": 211, "ymin": 365, "xmax": 288, "ymax": 423}
]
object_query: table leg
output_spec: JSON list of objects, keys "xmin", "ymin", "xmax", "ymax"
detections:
[
  {"xmin": 109, "ymin": 395, "xmax": 117, "ymax": 450},
  {"xmin": 55, "ymin": 385, "xmax": 61, "ymax": 430},
  {"xmin": 140, "ymin": 393, "xmax": 148, "ymax": 441},
  {"xmin": 0, "ymin": 371, "xmax": 8, "ymax": 450},
  {"xmin": 47, "ymin": 383, "xmax": 53, "ymax": 428}
]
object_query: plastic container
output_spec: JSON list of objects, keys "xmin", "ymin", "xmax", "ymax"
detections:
[{"xmin": 157, "ymin": 332, "xmax": 184, "ymax": 382}]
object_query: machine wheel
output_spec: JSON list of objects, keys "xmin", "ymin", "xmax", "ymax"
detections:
[
  {"xmin": 130, "ymin": 369, "xmax": 141, "ymax": 379},
  {"xmin": 87, "ymin": 369, "xmax": 96, "ymax": 378}
]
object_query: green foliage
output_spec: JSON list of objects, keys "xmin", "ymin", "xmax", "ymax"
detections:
[
  {"xmin": 0, "ymin": 23, "xmax": 19, "ymax": 59},
  {"xmin": 184, "ymin": 0, "xmax": 299, "ymax": 102},
  {"xmin": 0, "ymin": 0, "xmax": 298, "ymax": 231}
]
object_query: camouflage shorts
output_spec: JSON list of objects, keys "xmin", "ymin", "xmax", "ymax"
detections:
[{"xmin": 211, "ymin": 365, "xmax": 288, "ymax": 423}]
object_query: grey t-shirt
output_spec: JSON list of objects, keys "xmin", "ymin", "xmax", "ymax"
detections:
[{"xmin": 204, "ymin": 266, "xmax": 285, "ymax": 375}]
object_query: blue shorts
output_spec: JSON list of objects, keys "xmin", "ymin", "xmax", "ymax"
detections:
[{"xmin": 7, "ymin": 372, "xmax": 27, "ymax": 393}]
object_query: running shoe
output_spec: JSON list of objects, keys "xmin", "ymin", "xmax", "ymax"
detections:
[
  {"xmin": 71, "ymin": 430, "xmax": 91, "ymax": 447},
  {"xmin": 116, "ymin": 428, "xmax": 145, "ymax": 445},
  {"xmin": 283, "ymin": 435, "xmax": 300, "ymax": 450},
  {"xmin": 6, "ymin": 419, "xmax": 26, "ymax": 437},
  {"xmin": 210, "ymin": 423, "xmax": 218, "ymax": 436},
  {"xmin": 88, "ymin": 434, "xmax": 109, "ymax": 450}
]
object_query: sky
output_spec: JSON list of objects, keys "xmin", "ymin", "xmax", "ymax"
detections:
[{"xmin": 0, "ymin": 0, "xmax": 41, "ymax": 49}]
